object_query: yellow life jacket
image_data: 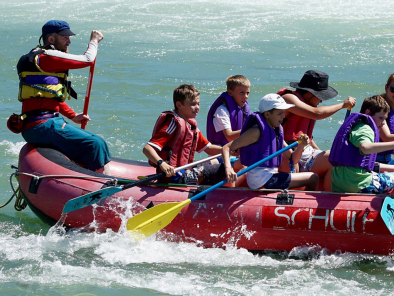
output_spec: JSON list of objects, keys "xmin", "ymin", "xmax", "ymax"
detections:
[{"xmin": 18, "ymin": 48, "xmax": 75, "ymax": 102}]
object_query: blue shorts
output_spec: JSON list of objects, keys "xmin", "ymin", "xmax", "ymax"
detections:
[
  {"xmin": 359, "ymin": 172, "xmax": 394, "ymax": 194},
  {"xmin": 22, "ymin": 117, "xmax": 111, "ymax": 171},
  {"xmin": 376, "ymin": 154, "xmax": 392, "ymax": 164},
  {"xmin": 264, "ymin": 172, "xmax": 291, "ymax": 190}
]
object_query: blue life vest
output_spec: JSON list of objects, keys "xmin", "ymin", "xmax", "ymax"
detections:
[
  {"xmin": 329, "ymin": 113, "xmax": 379, "ymax": 171},
  {"xmin": 239, "ymin": 112, "xmax": 284, "ymax": 168},
  {"xmin": 206, "ymin": 92, "xmax": 249, "ymax": 146}
]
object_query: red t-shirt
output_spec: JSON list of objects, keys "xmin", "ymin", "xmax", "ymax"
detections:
[{"xmin": 148, "ymin": 116, "xmax": 211, "ymax": 153}]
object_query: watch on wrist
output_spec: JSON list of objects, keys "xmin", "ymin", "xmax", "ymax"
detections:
[{"xmin": 157, "ymin": 159, "xmax": 163, "ymax": 166}]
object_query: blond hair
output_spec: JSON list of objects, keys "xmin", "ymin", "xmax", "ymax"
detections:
[{"xmin": 226, "ymin": 75, "xmax": 251, "ymax": 91}]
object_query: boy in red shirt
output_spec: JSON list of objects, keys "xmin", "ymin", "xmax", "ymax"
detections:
[{"xmin": 143, "ymin": 84, "xmax": 225, "ymax": 185}]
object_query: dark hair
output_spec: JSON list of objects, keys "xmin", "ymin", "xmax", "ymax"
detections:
[
  {"xmin": 360, "ymin": 95, "xmax": 389, "ymax": 115},
  {"xmin": 40, "ymin": 33, "xmax": 56, "ymax": 47},
  {"xmin": 381, "ymin": 73, "xmax": 394, "ymax": 99},
  {"xmin": 387, "ymin": 73, "xmax": 394, "ymax": 86},
  {"xmin": 173, "ymin": 84, "xmax": 200, "ymax": 111}
]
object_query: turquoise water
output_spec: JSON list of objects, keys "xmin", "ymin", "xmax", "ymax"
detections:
[{"xmin": 2, "ymin": 0, "xmax": 394, "ymax": 295}]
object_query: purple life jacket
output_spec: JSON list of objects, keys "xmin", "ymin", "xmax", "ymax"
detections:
[
  {"xmin": 329, "ymin": 113, "xmax": 379, "ymax": 171},
  {"xmin": 239, "ymin": 112, "xmax": 284, "ymax": 168},
  {"xmin": 206, "ymin": 92, "xmax": 250, "ymax": 146},
  {"xmin": 377, "ymin": 108, "xmax": 394, "ymax": 158}
]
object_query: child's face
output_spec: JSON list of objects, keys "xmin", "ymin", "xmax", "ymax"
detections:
[
  {"xmin": 263, "ymin": 109, "xmax": 286, "ymax": 128},
  {"xmin": 228, "ymin": 85, "xmax": 250, "ymax": 107},
  {"xmin": 370, "ymin": 110, "xmax": 388, "ymax": 129},
  {"xmin": 176, "ymin": 96, "xmax": 200, "ymax": 120}
]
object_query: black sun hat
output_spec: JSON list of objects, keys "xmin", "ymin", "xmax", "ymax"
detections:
[{"xmin": 289, "ymin": 70, "xmax": 338, "ymax": 101}]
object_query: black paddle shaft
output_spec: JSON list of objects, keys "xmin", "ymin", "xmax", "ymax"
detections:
[{"xmin": 122, "ymin": 172, "xmax": 165, "ymax": 190}]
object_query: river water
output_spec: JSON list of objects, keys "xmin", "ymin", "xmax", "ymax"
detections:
[{"xmin": 1, "ymin": 0, "xmax": 394, "ymax": 295}]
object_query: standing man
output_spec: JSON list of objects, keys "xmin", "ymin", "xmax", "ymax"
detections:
[{"xmin": 14, "ymin": 20, "xmax": 111, "ymax": 173}]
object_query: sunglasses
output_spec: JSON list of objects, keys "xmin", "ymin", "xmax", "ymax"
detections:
[{"xmin": 388, "ymin": 85, "xmax": 394, "ymax": 93}]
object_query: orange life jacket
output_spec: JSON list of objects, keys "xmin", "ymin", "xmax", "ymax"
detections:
[
  {"xmin": 149, "ymin": 111, "xmax": 199, "ymax": 168},
  {"xmin": 277, "ymin": 88, "xmax": 316, "ymax": 141}
]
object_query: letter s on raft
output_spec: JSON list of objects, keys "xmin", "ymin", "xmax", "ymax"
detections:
[{"xmin": 274, "ymin": 207, "xmax": 290, "ymax": 225}]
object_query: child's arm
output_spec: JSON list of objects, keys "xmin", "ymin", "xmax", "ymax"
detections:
[
  {"xmin": 204, "ymin": 144, "xmax": 223, "ymax": 156},
  {"xmin": 379, "ymin": 163, "xmax": 394, "ymax": 172},
  {"xmin": 222, "ymin": 127, "xmax": 260, "ymax": 183},
  {"xmin": 222, "ymin": 141, "xmax": 238, "ymax": 183},
  {"xmin": 359, "ymin": 141, "xmax": 394, "ymax": 155},
  {"xmin": 290, "ymin": 135, "xmax": 309, "ymax": 164},
  {"xmin": 213, "ymin": 105, "xmax": 241, "ymax": 142},
  {"xmin": 142, "ymin": 144, "xmax": 175, "ymax": 177},
  {"xmin": 379, "ymin": 123, "xmax": 394, "ymax": 142},
  {"xmin": 222, "ymin": 129, "xmax": 241, "ymax": 142}
]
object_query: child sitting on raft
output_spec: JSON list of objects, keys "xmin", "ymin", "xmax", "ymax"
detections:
[
  {"xmin": 222, "ymin": 93, "xmax": 319, "ymax": 190},
  {"xmin": 143, "ymin": 84, "xmax": 226, "ymax": 185},
  {"xmin": 330, "ymin": 95, "xmax": 394, "ymax": 193}
]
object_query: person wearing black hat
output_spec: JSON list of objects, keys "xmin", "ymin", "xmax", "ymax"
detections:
[
  {"xmin": 277, "ymin": 70, "xmax": 356, "ymax": 191},
  {"xmin": 10, "ymin": 20, "xmax": 111, "ymax": 173}
]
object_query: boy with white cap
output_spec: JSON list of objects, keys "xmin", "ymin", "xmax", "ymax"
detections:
[{"xmin": 222, "ymin": 93, "xmax": 319, "ymax": 190}]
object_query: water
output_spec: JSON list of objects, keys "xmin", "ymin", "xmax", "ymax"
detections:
[{"xmin": 2, "ymin": 0, "xmax": 394, "ymax": 295}]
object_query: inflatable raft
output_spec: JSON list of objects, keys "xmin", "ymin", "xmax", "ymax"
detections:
[{"xmin": 15, "ymin": 143, "xmax": 394, "ymax": 255}]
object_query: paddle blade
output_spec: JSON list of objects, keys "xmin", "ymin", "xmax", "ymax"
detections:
[
  {"xmin": 127, "ymin": 199, "xmax": 191, "ymax": 237},
  {"xmin": 62, "ymin": 186, "xmax": 122, "ymax": 214},
  {"xmin": 381, "ymin": 196, "xmax": 394, "ymax": 235}
]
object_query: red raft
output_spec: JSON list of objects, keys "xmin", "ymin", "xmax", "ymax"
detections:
[{"xmin": 16, "ymin": 143, "xmax": 394, "ymax": 255}]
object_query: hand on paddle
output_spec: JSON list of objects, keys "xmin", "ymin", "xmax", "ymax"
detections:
[
  {"xmin": 159, "ymin": 161, "xmax": 175, "ymax": 177},
  {"xmin": 298, "ymin": 134, "xmax": 309, "ymax": 147},
  {"xmin": 90, "ymin": 30, "xmax": 104, "ymax": 44},
  {"xmin": 72, "ymin": 113, "xmax": 91, "ymax": 124},
  {"xmin": 222, "ymin": 145, "xmax": 238, "ymax": 184},
  {"xmin": 343, "ymin": 96, "xmax": 356, "ymax": 110},
  {"xmin": 288, "ymin": 134, "xmax": 309, "ymax": 166}
]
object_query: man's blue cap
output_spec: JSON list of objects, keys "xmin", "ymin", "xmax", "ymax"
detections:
[{"xmin": 41, "ymin": 20, "xmax": 76, "ymax": 37}]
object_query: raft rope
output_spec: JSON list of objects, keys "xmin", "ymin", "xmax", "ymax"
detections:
[
  {"xmin": 3, "ymin": 167, "xmax": 119, "ymax": 211},
  {"xmin": 3, "ymin": 172, "xmax": 27, "ymax": 211}
]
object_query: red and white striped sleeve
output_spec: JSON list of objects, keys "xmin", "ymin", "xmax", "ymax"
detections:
[
  {"xmin": 37, "ymin": 42, "xmax": 98, "ymax": 72},
  {"xmin": 147, "ymin": 117, "xmax": 176, "ymax": 151}
]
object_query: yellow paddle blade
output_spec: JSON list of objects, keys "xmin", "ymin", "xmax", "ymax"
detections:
[{"xmin": 127, "ymin": 199, "xmax": 191, "ymax": 238}]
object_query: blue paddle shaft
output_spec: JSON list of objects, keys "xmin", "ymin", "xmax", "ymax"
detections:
[
  {"xmin": 345, "ymin": 109, "xmax": 351, "ymax": 120},
  {"xmin": 189, "ymin": 141, "xmax": 299, "ymax": 202},
  {"xmin": 345, "ymin": 106, "xmax": 351, "ymax": 120}
]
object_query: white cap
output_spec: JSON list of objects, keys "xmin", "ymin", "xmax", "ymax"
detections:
[{"xmin": 258, "ymin": 93, "xmax": 295, "ymax": 113}]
